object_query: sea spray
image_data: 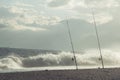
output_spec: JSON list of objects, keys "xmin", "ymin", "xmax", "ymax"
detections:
[
  {"xmin": 0, "ymin": 49, "xmax": 120, "ymax": 70},
  {"xmin": 0, "ymin": 54, "xmax": 23, "ymax": 69}
]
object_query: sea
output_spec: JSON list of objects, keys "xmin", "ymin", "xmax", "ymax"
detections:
[{"xmin": 0, "ymin": 47, "xmax": 120, "ymax": 73}]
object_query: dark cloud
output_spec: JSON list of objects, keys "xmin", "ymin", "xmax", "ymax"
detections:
[
  {"xmin": 48, "ymin": 0, "xmax": 71, "ymax": 7},
  {"xmin": 0, "ymin": 16, "xmax": 120, "ymax": 51},
  {"xmin": 0, "ymin": 24, "xmax": 9, "ymax": 28},
  {"xmin": 0, "ymin": 18, "xmax": 103, "ymax": 51},
  {"xmin": 0, "ymin": 0, "xmax": 120, "ymax": 51},
  {"xmin": 97, "ymin": 19, "xmax": 120, "ymax": 48},
  {"xmin": 84, "ymin": 0, "xmax": 102, "ymax": 3}
]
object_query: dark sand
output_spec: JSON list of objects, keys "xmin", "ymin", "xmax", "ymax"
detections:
[{"xmin": 0, "ymin": 68, "xmax": 120, "ymax": 80}]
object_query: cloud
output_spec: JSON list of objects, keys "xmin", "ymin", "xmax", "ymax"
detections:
[
  {"xmin": 0, "ymin": 24, "xmax": 9, "ymax": 29},
  {"xmin": 87, "ymin": 13, "xmax": 113, "ymax": 25},
  {"xmin": 0, "ymin": 17, "xmax": 120, "ymax": 50},
  {"xmin": 57, "ymin": 18, "xmax": 120, "ymax": 50},
  {"xmin": 84, "ymin": 0, "xmax": 119, "ymax": 8},
  {"xmin": 0, "ymin": 0, "xmax": 120, "ymax": 50},
  {"xmin": 71, "ymin": 0, "xmax": 118, "ymax": 23},
  {"xmin": 47, "ymin": 0, "xmax": 119, "ymax": 9},
  {"xmin": 0, "ymin": 7, "xmax": 15, "ymax": 18},
  {"xmin": 0, "ymin": 3, "xmax": 61, "ymax": 31},
  {"xmin": 48, "ymin": 0, "xmax": 72, "ymax": 7},
  {"xmin": 47, "ymin": 0, "xmax": 118, "ymax": 25},
  {"xmin": 19, "ymin": 15, "xmax": 61, "ymax": 26},
  {"xmin": 12, "ymin": 25, "xmax": 46, "ymax": 31}
]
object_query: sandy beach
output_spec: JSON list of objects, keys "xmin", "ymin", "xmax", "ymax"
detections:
[{"xmin": 0, "ymin": 68, "xmax": 120, "ymax": 80}]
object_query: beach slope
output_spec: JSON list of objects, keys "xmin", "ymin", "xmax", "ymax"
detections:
[{"xmin": 0, "ymin": 68, "xmax": 120, "ymax": 80}]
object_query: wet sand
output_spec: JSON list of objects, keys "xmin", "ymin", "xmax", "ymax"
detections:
[{"xmin": 0, "ymin": 68, "xmax": 120, "ymax": 80}]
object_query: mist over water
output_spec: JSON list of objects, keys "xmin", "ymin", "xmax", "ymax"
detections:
[{"xmin": 0, "ymin": 48, "xmax": 120, "ymax": 72}]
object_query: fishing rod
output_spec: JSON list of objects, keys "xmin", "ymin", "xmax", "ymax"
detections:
[
  {"xmin": 66, "ymin": 17, "xmax": 78, "ymax": 70},
  {"xmin": 84, "ymin": 1, "xmax": 104, "ymax": 69},
  {"xmin": 91, "ymin": 10, "xmax": 104, "ymax": 69}
]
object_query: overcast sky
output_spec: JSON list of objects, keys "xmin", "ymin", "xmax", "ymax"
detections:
[{"xmin": 0, "ymin": 0, "xmax": 120, "ymax": 51}]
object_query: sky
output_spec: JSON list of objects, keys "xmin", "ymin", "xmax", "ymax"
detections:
[{"xmin": 0, "ymin": 0, "xmax": 120, "ymax": 52}]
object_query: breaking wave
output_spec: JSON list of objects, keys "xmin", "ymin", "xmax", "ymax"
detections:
[
  {"xmin": 0, "ymin": 54, "xmax": 22, "ymax": 70},
  {"xmin": 0, "ymin": 49, "xmax": 120, "ymax": 70}
]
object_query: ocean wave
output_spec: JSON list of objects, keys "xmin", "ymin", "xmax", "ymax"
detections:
[
  {"xmin": 0, "ymin": 49, "xmax": 120, "ymax": 70},
  {"xmin": 0, "ymin": 54, "xmax": 23, "ymax": 70}
]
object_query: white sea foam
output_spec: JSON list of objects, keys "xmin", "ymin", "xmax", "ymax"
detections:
[
  {"xmin": 0, "ymin": 49, "xmax": 120, "ymax": 71},
  {"xmin": 0, "ymin": 54, "xmax": 23, "ymax": 70}
]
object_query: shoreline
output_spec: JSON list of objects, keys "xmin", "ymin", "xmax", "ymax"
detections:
[{"xmin": 0, "ymin": 67, "xmax": 120, "ymax": 80}]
